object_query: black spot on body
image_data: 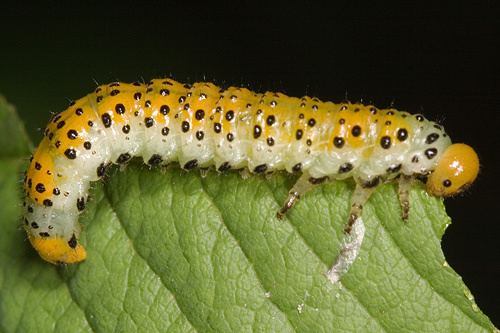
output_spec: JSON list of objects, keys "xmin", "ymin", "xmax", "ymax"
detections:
[
  {"xmin": 75, "ymin": 108, "xmax": 83, "ymax": 116},
  {"xmin": 77, "ymin": 197, "xmax": 85, "ymax": 211},
  {"xmin": 397, "ymin": 128, "xmax": 408, "ymax": 141},
  {"xmin": 67, "ymin": 129, "xmax": 78, "ymax": 139},
  {"xmin": 426, "ymin": 133, "xmax": 440, "ymax": 144},
  {"xmin": 160, "ymin": 89, "xmax": 170, "ymax": 96},
  {"xmin": 308, "ymin": 118, "xmax": 316, "ymax": 127},
  {"xmin": 116, "ymin": 153, "xmax": 131, "ymax": 164},
  {"xmin": 443, "ymin": 179, "xmax": 452, "ymax": 187},
  {"xmin": 362, "ymin": 176, "xmax": 381, "ymax": 188},
  {"xmin": 68, "ymin": 234, "xmax": 77, "ymax": 249},
  {"xmin": 226, "ymin": 110, "xmax": 234, "ymax": 121},
  {"xmin": 84, "ymin": 141, "xmax": 92, "ymax": 150},
  {"xmin": 31, "ymin": 222, "xmax": 39, "ymax": 228},
  {"xmin": 267, "ymin": 137, "xmax": 275, "ymax": 146},
  {"xmin": 334, "ymin": 137, "xmax": 344, "ymax": 148},
  {"xmin": 134, "ymin": 92, "xmax": 142, "ymax": 100},
  {"xmin": 115, "ymin": 103, "xmax": 125, "ymax": 114},
  {"xmin": 309, "ymin": 176, "xmax": 328, "ymax": 185},
  {"xmin": 101, "ymin": 113, "xmax": 112, "ymax": 128},
  {"xmin": 196, "ymin": 130, "xmax": 204, "ymax": 140},
  {"xmin": 182, "ymin": 121, "xmax": 190, "ymax": 132},
  {"xmin": 425, "ymin": 148, "xmax": 438, "ymax": 159},
  {"xmin": 227, "ymin": 133, "xmax": 234, "ymax": 142},
  {"xmin": 380, "ymin": 136, "xmax": 391, "ymax": 149},
  {"xmin": 110, "ymin": 89, "xmax": 120, "ymax": 96},
  {"xmin": 296, "ymin": 129, "xmax": 303, "ymax": 140},
  {"xmin": 64, "ymin": 148, "xmax": 77, "ymax": 159},
  {"xmin": 218, "ymin": 162, "xmax": 231, "ymax": 172},
  {"xmin": 292, "ymin": 163, "xmax": 302, "ymax": 173},
  {"xmin": 145, "ymin": 117, "xmax": 154, "ymax": 128},
  {"xmin": 351, "ymin": 125, "xmax": 361, "ymax": 137},
  {"xmin": 254, "ymin": 164, "xmax": 268, "ymax": 173},
  {"xmin": 122, "ymin": 125, "xmax": 130, "ymax": 134},
  {"xmin": 253, "ymin": 125, "xmax": 262, "ymax": 138},
  {"xmin": 184, "ymin": 159, "xmax": 198, "ymax": 170},
  {"xmin": 214, "ymin": 123, "xmax": 221, "ymax": 133},
  {"xmin": 148, "ymin": 154, "xmax": 163, "ymax": 166},
  {"xmin": 97, "ymin": 163, "xmax": 107, "ymax": 177},
  {"xmin": 162, "ymin": 127, "xmax": 169, "ymax": 136},
  {"xmin": 39, "ymin": 232, "xmax": 50, "ymax": 237},
  {"xmin": 36, "ymin": 182, "xmax": 46, "ymax": 193},
  {"xmin": 387, "ymin": 164, "xmax": 402, "ymax": 173},
  {"xmin": 53, "ymin": 188, "xmax": 60, "ymax": 195},
  {"xmin": 160, "ymin": 105, "xmax": 170, "ymax": 115},
  {"xmin": 195, "ymin": 109, "xmax": 205, "ymax": 120},
  {"xmin": 57, "ymin": 120, "xmax": 65, "ymax": 129},
  {"xmin": 338, "ymin": 163, "xmax": 353, "ymax": 173},
  {"xmin": 267, "ymin": 115, "xmax": 276, "ymax": 126},
  {"xmin": 43, "ymin": 199, "xmax": 53, "ymax": 207},
  {"xmin": 35, "ymin": 162, "xmax": 41, "ymax": 170}
]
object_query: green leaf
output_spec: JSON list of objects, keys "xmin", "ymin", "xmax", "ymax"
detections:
[{"xmin": 0, "ymin": 96, "xmax": 497, "ymax": 332}]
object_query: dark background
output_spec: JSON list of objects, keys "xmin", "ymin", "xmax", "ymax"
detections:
[{"xmin": 1, "ymin": 1, "xmax": 499, "ymax": 325}]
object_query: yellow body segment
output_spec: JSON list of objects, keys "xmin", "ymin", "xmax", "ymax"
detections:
[
  {"xmin": 25, "ymin": 139, "xmax": 56, "ymax": 204},
  {"xmin": 28, "ymin": 235, "xmax": 87, "ymax": 264}
]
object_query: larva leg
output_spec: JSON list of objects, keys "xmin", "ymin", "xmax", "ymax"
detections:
[
  {"xmin": 397, "ymin": 175, "xmax": 413, "ymax": 221},
  {"xmin": 326, "ymin": 184, "xmax": 374, "ymax": 283},
  {"xmin": 239, "ymin": 168, "xmax": 251, "ymax": 180},
  {"xmin": 277, "ymin": 173, "xmax": 328, "ymax": 219},
  {"xmin": 199, "ymin": 167, "xmax": 210, "ymax": 178},
  {"xmin": 344, "ymin": 184, "xmax": 374, "ymax": 234}
]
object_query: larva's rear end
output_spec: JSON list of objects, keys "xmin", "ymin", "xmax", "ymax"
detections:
[{"xmin": 23, "ymin": 139, "xmax": 87, "ymax": 264}]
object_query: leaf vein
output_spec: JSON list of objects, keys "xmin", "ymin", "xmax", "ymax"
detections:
[{"xmin": 102, "ymin": 189, "xmax": 200, "ymax": 333}]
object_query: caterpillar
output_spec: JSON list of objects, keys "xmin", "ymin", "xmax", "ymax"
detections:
[{"xmin": 22, "ymin": 78, "xmax": 479, "ymax": 279}]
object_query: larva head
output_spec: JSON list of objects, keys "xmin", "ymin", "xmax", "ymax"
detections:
[
  {"xmin": 28, "ymin": 235, "xmax": 87, "ymax": 264},
  {"xmin": 427, "ymin": 143, "xmax": 479, "ymax": 197}
]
